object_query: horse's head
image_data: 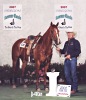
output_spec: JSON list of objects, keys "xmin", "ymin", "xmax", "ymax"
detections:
[{"xmin": 50, "ymin": 22, "xmax": 61, "ymax": 46}]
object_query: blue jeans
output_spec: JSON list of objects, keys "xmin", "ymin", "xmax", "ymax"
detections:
[{"xmin": 64, "ymin": 58, "xmax": 78, "ymax": 91}]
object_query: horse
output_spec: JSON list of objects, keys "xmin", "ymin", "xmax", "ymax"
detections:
[
  {"xmin": 12, "ymin": 33, "xmax": 41, "ymax": 88},
  {"xmin": 33, "ymin": 22, "xmax": 61, "ymax": 91}
]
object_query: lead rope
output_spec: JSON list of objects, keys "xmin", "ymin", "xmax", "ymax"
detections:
[{"xmin": 52, "ymin": 42, "xmax": 62, "ymax": 64}]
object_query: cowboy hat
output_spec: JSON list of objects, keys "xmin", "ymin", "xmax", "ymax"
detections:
[{"xmin": 66, "ymin": 31, "xmax": 77, "ymax": 35}]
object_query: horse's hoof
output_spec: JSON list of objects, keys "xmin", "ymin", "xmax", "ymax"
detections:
[
  {"xmin": 37, "ymin": 88, "xmax": 40, "ymax": 92},
  {"xmin": 12, "ymin": 85, "xmax": 16, "ymax": 89},
  {"xmin": 45, "ymin": 88, "xmax": 49, "ymax": 92},
  {"xmin": 24, "ymin": 84, "xmax": 27, "ymax": 88}
]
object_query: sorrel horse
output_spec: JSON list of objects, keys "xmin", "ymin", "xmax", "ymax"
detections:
[
  {"xmin": 33, "ymin": 22, "xmax": 60, "ymax": 91},
  {"xmin": 12, "ymin": 34, "xmax": 41, "ymax": 88}
]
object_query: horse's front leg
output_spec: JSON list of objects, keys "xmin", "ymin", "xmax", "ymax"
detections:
[
  {"xmin": 35, "ymin": 61, "xmax": 40, "ymax": 91},
  {"xmin": 44, "ymin": 63, "xmax": 49, "ymax": 91}
]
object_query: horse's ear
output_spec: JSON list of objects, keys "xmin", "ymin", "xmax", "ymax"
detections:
[
  {"xmin": 50, "ymin": 22, "xmax": 53, "ymax": 26},
  {"xmin": 56, "ymin": 22, "xmax": 59, "ymax": 26}
]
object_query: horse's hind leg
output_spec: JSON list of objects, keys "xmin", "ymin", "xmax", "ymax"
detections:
[
  {"xmin": 21, "ymin": 60, "xmax": 27, "ymax": 88},
  {"xmin": 12, "ymin": 60, "xmax": 17, "ymax": 88},
  {"xmin": 12, "ymin": 58, "xmax": 20, "ymax": 88}
]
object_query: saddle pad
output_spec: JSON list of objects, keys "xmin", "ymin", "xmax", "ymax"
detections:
[{"xmin": 20, "ymin": 40, "xmax": 26, "ymax": 48}]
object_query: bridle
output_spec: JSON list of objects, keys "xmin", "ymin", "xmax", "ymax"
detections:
[{"xmin": 50, "ymin": 28, "xmax": 59, "ymax": 48}]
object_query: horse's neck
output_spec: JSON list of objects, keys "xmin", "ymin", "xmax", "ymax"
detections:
[{"xmin": 42, "ymin": 28, "xmax": 52, "ymax": 48}]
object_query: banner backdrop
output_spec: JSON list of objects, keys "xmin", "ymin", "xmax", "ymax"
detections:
[
  {"xmin": 3, "ymin": 4, "xmax": 22, "ymax": 30},
  {"xmin": 55, "ymin": 5, "xmax": 73, "ymax": 32}
]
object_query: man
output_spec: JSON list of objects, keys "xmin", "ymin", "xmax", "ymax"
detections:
[{"xmin": 57, "ymin": 32, "xmax": 81, "ymax": 94}]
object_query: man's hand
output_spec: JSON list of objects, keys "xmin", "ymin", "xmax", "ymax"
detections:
[
  {"xmin": 56, "ymin": 47, "xmax": 60, "ymax": 51},
  {"xmin": 65, "ymin": 55, "xmax": 71, "ymax": 59}
]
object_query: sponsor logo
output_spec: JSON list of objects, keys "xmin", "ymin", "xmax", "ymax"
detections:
[{"xmin": 3, "ymin": 4, "xmax": 22, "ymax": 30}]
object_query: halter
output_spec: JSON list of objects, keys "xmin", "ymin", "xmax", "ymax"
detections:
[{"xmin": 50, "ymin": 29, "xmax": 59, "ymax": 48}]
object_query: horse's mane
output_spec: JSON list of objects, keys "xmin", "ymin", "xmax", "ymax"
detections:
[{"xmin": 38, "ymin": 27, "xmax": 51, "ymax": 44}]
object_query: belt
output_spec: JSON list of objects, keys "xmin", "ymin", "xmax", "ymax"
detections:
[{"xmin": 65, "ymin": 57, "xmax": 77, "ymax": 60}]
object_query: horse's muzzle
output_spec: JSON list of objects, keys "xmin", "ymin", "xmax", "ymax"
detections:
[
  {"xmin": 55, "ymin": 39, "xmax": 61, "ymax": 45},
  {"xmin": 58, "ymin": 40, "xmax": 61, "ymax": 45}
]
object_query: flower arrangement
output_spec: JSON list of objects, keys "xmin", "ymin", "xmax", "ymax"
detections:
[{"xmin": 0, "ymin": 62, "xmax": 86, "ymax": 85}]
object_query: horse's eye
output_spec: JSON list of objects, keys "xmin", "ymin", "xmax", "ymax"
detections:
[
  {"xmin": 51, "ymin": 30, "xmax": 53, "ymax": 34},
  {"xmin": 57, "ymin": 30, "xmax": 59, "ymax": 33}
]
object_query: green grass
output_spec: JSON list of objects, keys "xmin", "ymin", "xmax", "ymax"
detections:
[{"xmin": 0, "ymin": 84, "xmax": 86, "ymax": 100}]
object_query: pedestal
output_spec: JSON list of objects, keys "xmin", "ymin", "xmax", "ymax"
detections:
[{"xmin": 46, "ymin": 72, "xmax": 59, "ymax": 96}]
